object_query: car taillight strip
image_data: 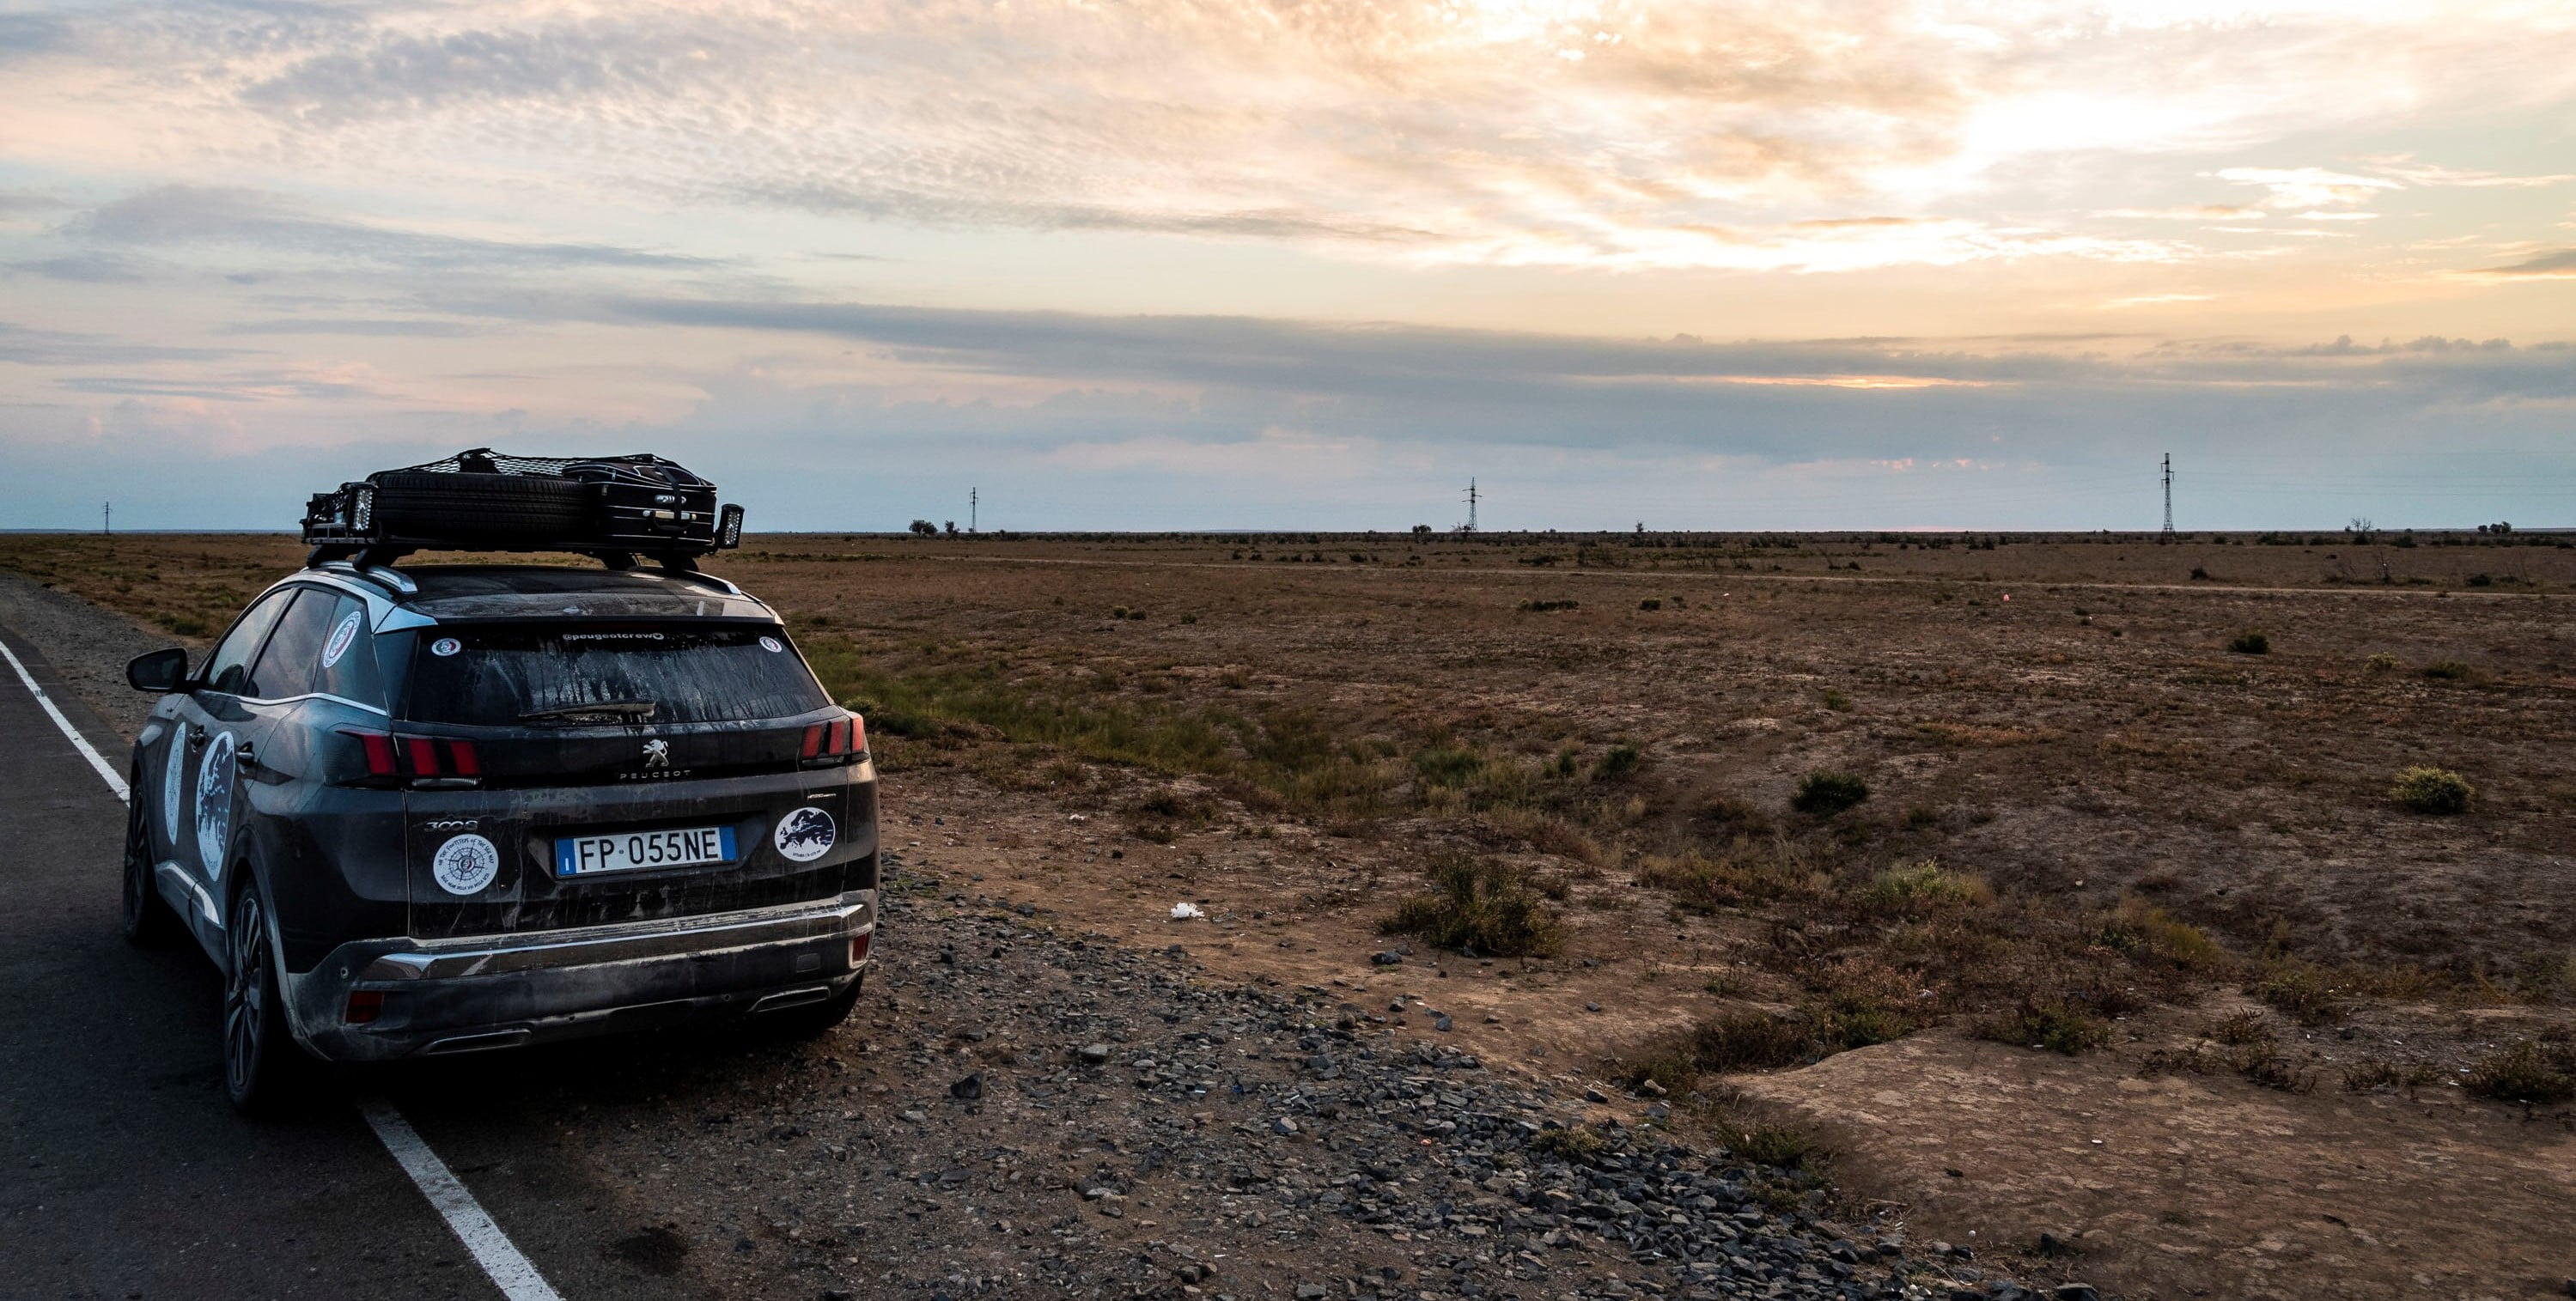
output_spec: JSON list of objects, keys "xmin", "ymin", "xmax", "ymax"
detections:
[
  {"xmin": 800, "ymin": 713, "xmax": 868, "ymax": 763},
  {"xmin": 338, "ymin": 727, "xmax": 399, "ymax": 778}
]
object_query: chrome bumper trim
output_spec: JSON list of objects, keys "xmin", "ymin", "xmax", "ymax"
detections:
[{"xmin": 356, "ymin": 891, "xmax": 874, "ymax": 982}]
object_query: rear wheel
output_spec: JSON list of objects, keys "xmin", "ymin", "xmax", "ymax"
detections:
[
  {"xmin": 221, "ymin": 886, "xmax": 307, "ymax": 1115},
  {"xmin": 120, "ymin": 772, "xmax": 181, "ymax": 948}
]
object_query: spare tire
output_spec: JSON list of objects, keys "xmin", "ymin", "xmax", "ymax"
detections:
[{"xmin": 368, "ymin": 471, "xmax": 589, "ymax": 543}]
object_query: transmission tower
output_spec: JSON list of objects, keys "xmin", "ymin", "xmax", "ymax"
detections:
[
  {"xmin": 969, "ymin": 486, "xmax": 977, "ymax": 533},
  {"xmin": 1462, "ymin": 477, "xmax": 1479, "ymax": 532},
  {"xmin": 2160, "ymin": 454, "xmax": 2174, "ymax": 543},
  {"xmin": 102, "ymin": 501, "xmax": 112, "ymax": 536}
]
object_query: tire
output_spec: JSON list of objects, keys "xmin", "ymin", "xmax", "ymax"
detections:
[
  {"xmin": 221, "ymin": 885, "xmax": 308, "ymax": 1116},
  {"xmin": 368, "ymin": 471, "xmax": 590, "ymax": 543},
  {"xmin": 121, "ymin": 772, "xmax": 182, "ymax": 948}
]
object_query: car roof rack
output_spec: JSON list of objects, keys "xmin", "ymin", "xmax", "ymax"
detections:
[{"xmin": 301, "ymin": 447, "xmax": 746, "ymax": 575}]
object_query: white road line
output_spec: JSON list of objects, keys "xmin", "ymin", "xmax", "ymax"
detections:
[
  {"xmin": 361, "ymin": 1103, "xmax": 565, "ymax": 1301},
  {"xmin": 0, "ymin": 638, "xmax": 129, "ymax": 799},
  {"xmin": 0, "ymin": 632, "xmax": 563, "ymax": 1301}
]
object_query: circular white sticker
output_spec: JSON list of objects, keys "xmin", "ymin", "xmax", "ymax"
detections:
[
  {"xmin": 758, "ymin": 635, "xmax": 783, "ymax": 654},
  {"xmin": 321, "ymin": 611, "xmax": 363, "ymax": 668},
  {"xmin": 773, "ymin": 807, "xmax": 837, "ymax": 863},
  {"xmin": 431, "ymin": 834, "xmax": 502, "ymax": 895},
  {"xmin": 194, "ymin": 731, "xmax": 236, "ymax": 877},
  {"xmin": 430, "ymin": 636, "xmax": 462, "ymax": 657}
]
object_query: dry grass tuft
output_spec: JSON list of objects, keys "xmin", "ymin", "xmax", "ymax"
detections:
[
  {"xmin": 1377, "ymin": 852, "xmax": 1564, "ymax": 958},
  {"xmin": 2390, "ymin": 765, "xmax": 2474, "ymax": 814}
]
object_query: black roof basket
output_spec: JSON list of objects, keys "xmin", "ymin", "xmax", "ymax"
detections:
[{"xmin": 301, "ymin": 447, "xmax": 745, "ymax": 573}]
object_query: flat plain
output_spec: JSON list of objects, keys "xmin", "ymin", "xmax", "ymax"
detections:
[{"xmin": 6, "ymin": 527, "xmax": 2572, "ymax": 1301}]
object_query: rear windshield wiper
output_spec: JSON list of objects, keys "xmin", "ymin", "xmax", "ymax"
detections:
[{"xmin": 518, "ymin": 700, "xmax": 661, "ymax": 722}]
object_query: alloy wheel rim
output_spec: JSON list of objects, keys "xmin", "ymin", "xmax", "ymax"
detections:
[{"xmin": 223, "ymin": 895, "xmax": 264, "ymax": 1094}]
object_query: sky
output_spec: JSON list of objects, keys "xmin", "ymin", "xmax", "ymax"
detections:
[{"xmin": 2, "ymin": 0, "xmax": 2573, "ymax": 532}]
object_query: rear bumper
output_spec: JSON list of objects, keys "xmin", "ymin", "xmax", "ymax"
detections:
[{"xmin": 285, "ymin": 889, "xmax": 874, "ymax": 1061}]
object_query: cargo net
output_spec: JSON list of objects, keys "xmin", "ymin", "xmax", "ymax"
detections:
[
  {"xmin": 380, "ymin": 449, "xmax": 593, "ymax": 478},
  {"xmin": 373, "ymin": 448, "xmax": 707, "ymax": 489}
]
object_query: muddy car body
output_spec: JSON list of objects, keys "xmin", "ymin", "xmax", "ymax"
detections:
[{"xmin": 120, "ymin": 560, "xmax": 877, "ymax": 1109}]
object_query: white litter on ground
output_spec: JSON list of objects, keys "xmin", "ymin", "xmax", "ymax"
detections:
[{"xmin": 1170, "ymin": 902, "xmax": 1203, "ymax": 920}]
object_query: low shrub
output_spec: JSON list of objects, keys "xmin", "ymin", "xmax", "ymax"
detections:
[
  {"xmin": 2228, "ymin": 629, "xmax": 2270, "ymax": 654},
  {"xmin": 1973, "ymin": 998, "xmax": 2112, "ymax": 1055},
  {"xmin": 1593, "ymin": 742, "xmax": 1642, "ymax": 781},
  {"xmin": 2097, "ymin": 900, "xmax": 2228, "ymax": 973},
  {"xmin": 2421, "ymin": 659, "xmax": 2476, "ymax": 681},
  {"xmin": 1529, "ymin": 1127, "xmax": 1605, "ymax": 1160},
  {"xmin": 1517, "ymin": 599, "xmax": 1580, "ymax": 613},
  {"xmin": 1731, "ymin": 1124, "xmax": 1823, "ymax": 1170},
  {"xmin": 1860, "ymin": 860, "xmax": 1993, "ymax": 915},
  {"xmin": 2463, "ymin": 1037, "xmax": 2576, "ymax": 1104},
  {"xmin": 1685, "ymin": 1011, "xmax": 1818, "ymax": 1073},
  {"xmin": 2390, "ymin": 766, "xmax": 2472, "ymax": 814},
  {"xmin": 2341, "ymin": 1058, "xmax": 2439, "ymax": 1093},
  {"xmin": 1638, "ymin": 598, "xmax": 1663, "ymax": 611},
  {"xmin": 1377, "ymin": 853, "xmax": 1564, "ymax": 957},
  {"xmin": 1790, "ymin": 770, "xmax": 1871, "ymax": 816},
  {"xmin": 2207, "ymin": 1009, "xmax": 2270, "ymax": 1045},
  {"xmin": 2251, "ymin": 963, "xmax": 2346, "ymax": 1025},
  {"xmin": 2364, "ymin": 652, "xmax": 2398, "ymax": 672},
  {"xmin": 2229, "ymin": 1043, "xmax": 2317, "ymax": 1093},
  {"xmin": 1636, "ymin": 840, "xmax": 1818, "ymax": 913}
]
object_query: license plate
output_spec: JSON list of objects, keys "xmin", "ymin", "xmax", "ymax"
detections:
[{"xmin": 555, "ymin": 825, "xmax": 737, "ymax": 877}]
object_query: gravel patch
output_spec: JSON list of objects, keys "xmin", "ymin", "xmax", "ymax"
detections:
[
  {"xmin": 0, "ymin": 571, "xmax": 172, "ymax": 740},
  {"xmin": 553, "ymin": 855, "xmax": 2075, "ymax": 1301}
]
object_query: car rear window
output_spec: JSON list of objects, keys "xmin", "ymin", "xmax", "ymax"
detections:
[{"xmin": 402, "ymin": 623, "xmax": 829, "ymax": 726}]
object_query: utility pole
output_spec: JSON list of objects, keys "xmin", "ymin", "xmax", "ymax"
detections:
[
  {"xmin": 970, "ymin": 486, "xmax": 977, "ymax": 533},
  {"xmin": 102, "ymin": 501, "xmax": 111, "ymax": 536},
  {"xmin": 1462, "ymin": 477, "xmax": 1479, "ymax": 532},
  {"xmin": 2160, "ymin": 454, "xmax": 2174, "ymax": 543}
]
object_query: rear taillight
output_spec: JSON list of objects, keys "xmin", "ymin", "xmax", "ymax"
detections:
[
  {"xmin": 337, "ymin": 726, "xmax": 399, "ymax": 778},
  {"xmin": 850, "ymin": 932, "xmax": 872, "ymax": 969},
  {"xmin": 335, "ymin": 727, "xmax": 478, "ymax": 785},
  {"xmin": 801, "ymin": 712, "xmax": 868, "ymax": 767},
  {"xmin": 344, "ymin": 990, "xmax": 385, "ymax": 1024}
]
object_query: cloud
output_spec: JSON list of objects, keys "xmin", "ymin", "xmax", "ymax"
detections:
[
  {"xmin": 4, "ymin": 252, "xmax": 160, "ymax": 282},
  {"xmin": 71, "ymin": 186, "xmax": 712, "ymax": 271},
  {"xmin": 7, "ymin": 3, "xmax": 2572, "ymax": 274},
  {"xmin": 2101, "ymin": 206, "xmax": 2267, "ymax": 221},
  {"xmin": 217, "ymin": 317, "xmax": 484, "ymax": 337},
  {"xmin": 2214, "ymin": 167, "xmax": 2402, "ymax": 210},
  {"xmin": 2358, "ymin": 156, "xmax": 2576, "ymax": 188},
  {"xmin": 0, "ymin": 322, "xmax": 245, "ymax": 365},
  {"xmin": 2466, "ymin": 247, "xmax": 2576, "ymax": 279}
]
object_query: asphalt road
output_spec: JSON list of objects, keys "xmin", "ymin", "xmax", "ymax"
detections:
[{"xmin": 0, "ymin": 624, "xmax": 713, "ymax": 1301}]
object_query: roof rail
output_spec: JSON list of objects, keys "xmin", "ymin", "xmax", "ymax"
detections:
[
  {"xmin": 314, "ymin": 559, "xmax": 418, "ymax": 597},
  {"xmin": 661, "ymin": 569, "xmax": 743, "ymax": 597}
]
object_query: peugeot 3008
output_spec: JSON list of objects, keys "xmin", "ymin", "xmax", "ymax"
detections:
[{"xmin": 120, "ymin": 560, "xmax": 877, "ymax": 1112}]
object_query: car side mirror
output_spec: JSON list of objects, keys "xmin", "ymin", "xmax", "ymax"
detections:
[{"xmin": 126, "ymin": 647, "xmax": 189, "ymax": 693}]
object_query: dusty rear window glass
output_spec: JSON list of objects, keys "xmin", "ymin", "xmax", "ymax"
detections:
[{"xmin": 402, "ymin": 624, "xmax": 825, "ymax": 726}]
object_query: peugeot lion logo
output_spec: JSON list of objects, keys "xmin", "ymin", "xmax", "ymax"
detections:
[{"xmin": 642, "ymin": 739, "xmax": 672, "ymax": 769}]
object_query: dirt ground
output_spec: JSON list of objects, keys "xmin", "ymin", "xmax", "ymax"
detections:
[{"xmin": 6, "ymin": 527, "xmax": 2573, "ymax": 1299}]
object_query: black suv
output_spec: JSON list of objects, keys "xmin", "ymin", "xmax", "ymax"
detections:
[{"xmin": 121, "ymin": 560, "xmax": 878, "ymax": 1111}]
